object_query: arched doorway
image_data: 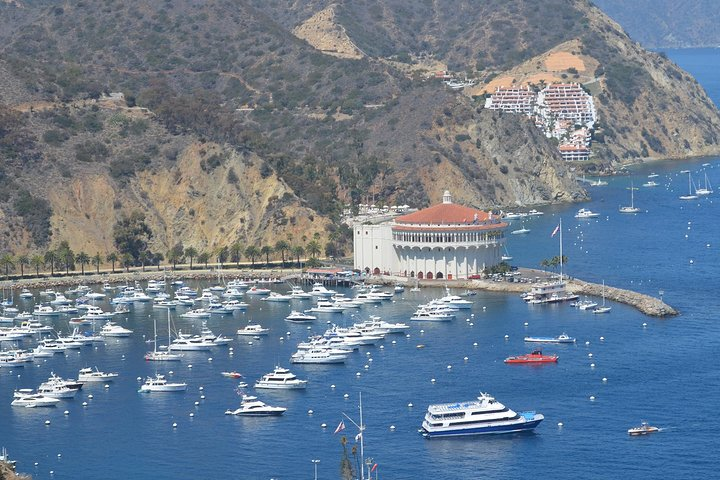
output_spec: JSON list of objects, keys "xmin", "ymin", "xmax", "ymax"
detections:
[
  {"xmin": 364, "ymin": 267, "xmax": 370, "ymax": 274},
  {"xmin": 417, "ymin": 272, "xmax": 424, "ymax": 279},
  {"xmin": 436, "ymin": 272, "xmax": 443, "ymax": 279},
  {"xmin": 426, "ymin": 272, "xmax": 433, "ymax": 280},
  {"xmin": 373, "ymin": 267, "xmax": 381, "ymax": 275},
  {"xmin": 403, "ymin": 270, "xmax": 407, "ymax": 277},
  {"xmin": 410, "ymin": 271, "xmax": 415, "ymax": 277}
]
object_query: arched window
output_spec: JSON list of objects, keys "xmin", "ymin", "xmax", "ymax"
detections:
[
  {"xmin": 426, "ymin": 272, "xmax": 434, "ymax": 280},
  {"xmin": 436, "ymin": 272, "xmax": 444, "ymax": 279}
]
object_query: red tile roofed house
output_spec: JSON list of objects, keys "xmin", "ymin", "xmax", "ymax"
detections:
[{"xmin": 353, "ymin": 191, "xmax": 507, "ymax": 279}]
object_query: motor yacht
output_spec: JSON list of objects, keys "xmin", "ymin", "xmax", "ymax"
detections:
[
  {"xmin": 49, "ymin": 294, "xmax": 72, "ymax": 306},
  {"xmin": 524, "ymin": 333, "xmax": 576, "ymax": 343},
  {"xmin": 254, "ymin": 366, "xmax": 307, "ymax": 390},
  {"xmin": 236, "ymin": 324, "xmax": 269, "ymax": 336},
  {"xmin": 285, "ymin": 311, "xmax": 317, "ymax": 322},
  {"xmin": 222, "ymin": 300, "xmax": 249, "ymax": 310},
  {"xmin": 138, "ymin": 374, "xmax": 187, "ymax": 393},
  {"xmin": 574, "ymin": 208, "xmax": 600, "ymax": 219},
  {"xmin": 221, "ymin": 288, "xmax": 244, "ymax": 299},
  {"xmin": 309, "ymin": 283, "xmax": 336, "ymax": 297},
  {"xmin": 420, "ymin": 392, "xmax": 543, "ymax": 437},
  {"xmin": 78, "ymin": 367, "xmax": 119, "ymax": 383},
  {"xmin": 168, "ymin": 334, "xmax": 215, "ymax": 351},
  {"xmin": 99, "ymin": 321, "xmax": 133, "ymax": 337},
  {"xmin": 19, "ymin": 289, "xmax": 33, "ymax": 299},
  {"xmin": 246, "ymin": 286, "xmax": 271, "ymax": 296},
  {"xmin": 261, "ymin": 292, "xmax": 292, "ymax": 302},
  {"xmin": 305, "ymin": 301, "xmax": 345, "ymax": 314},
  {"xmin": 180, "ymin": 309, "xmax": 211, "ymax": 319},
  {"xmin": 11, "ymin": 390, "xmax": 61, "ymax": 408},
  {"xmin": 33, "ymin": 305, "xmax": 60, "ymax": 317},
  {"xmin": 628, "ymin": 421, "xmax": 659, "ymax": 436},
  {"xmin": 290, "ymin": 348, "xmax": 347, "ymax": 364},
  {"xmin": 81, "ymin": 305, "xmax": 116, "ymax": 320},
  {"xmin": 410, "ymin": 309, "xmax": 454, "ymax": 321},
  {"xmin": 224, "ymin": 394, "xmax": 286, "ymax": 416},
  {"xmin": 288, "ymin": 286, "xmax": 312, "ymax": 299}
]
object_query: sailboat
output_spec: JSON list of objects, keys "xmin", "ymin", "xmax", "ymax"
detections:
[
  {"xmin": 593, "ymin": 280, "xmax": 611, "ymax": 314},
  {"xmin": 410, "ymin": 279, "xmax": 420, "ymax": 292},
  {"xmin": 342, "ymin": 393, "xmax": 376, "ymax": 480},
  {"xmin": 679, "ymin": 171, "xmax": 698, "ymax": 200},
  {"xmin": 619, "ymin": 182, "xmax": 641, "ymax": 213},
  {"xmin": 695, "ymin": 172, "xmax": 713, "ymax": 196},
  {"xmin": 501, "ymin": 245, "xmax": 513, "ymax": 261},
  {"xmin": 145, "ymin": 308, "xmax": 183, "ymax": 361}
]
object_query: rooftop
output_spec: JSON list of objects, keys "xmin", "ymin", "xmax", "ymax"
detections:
[{"xmin": 394, "ymin": 191, "xmax": 493, "ymax": 225}]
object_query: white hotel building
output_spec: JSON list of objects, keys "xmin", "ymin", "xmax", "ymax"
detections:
[{"xmin": 353, "ymin": 192, "xmax": 508, "ymax": 280}]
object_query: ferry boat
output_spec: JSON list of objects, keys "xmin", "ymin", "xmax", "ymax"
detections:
[
  {"xmin": 524, "ymin": 333, "xmax": 576, "ymax": 344},
  {"xmin": 504, "ymin": 349, "xmax": 558, "ymax": 364},
  {"xmin": 420, "ymin": 392, "xmax": 543, "ymax": 438},
  {"xmin": 524, "ymin": 281, "xmax": 579, "ymax": 304},
  {"xmin": 628, "ymin": 421, "xmax": 659, "ymax": 436}
]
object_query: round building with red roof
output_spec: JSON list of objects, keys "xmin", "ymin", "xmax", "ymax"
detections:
[{"xmin": 353, "ymin": 191, "xmax": 507, "ymax": 279}]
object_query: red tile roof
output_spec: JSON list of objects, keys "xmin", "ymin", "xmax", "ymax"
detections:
[{"xmin": 395, "ymin": 203, "xmax": 492, "ymax": 225}]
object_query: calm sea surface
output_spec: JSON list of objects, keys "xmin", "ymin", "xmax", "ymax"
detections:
[{"xmin": 2, "ymin": 49, "xmax": 719, "ymax": 480}]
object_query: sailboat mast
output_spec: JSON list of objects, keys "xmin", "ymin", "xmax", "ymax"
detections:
[
  {"xmin": 559, "ymin": 217, "xmax": 563, "ymax": 281},
  {"xmin": 359, "ymin": 392, "xmax": 365, "ymax": 480}
]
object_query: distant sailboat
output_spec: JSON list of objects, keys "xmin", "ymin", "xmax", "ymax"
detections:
[
  {"xmin": 695, "ymin": 172, "xmax": 713, "ymax": 196},
  {"xmin": 679, "ymin": 171, "xmax": 698, "ymax": 200},
  {"xmin": 593, "ymin": 280, "xmax": 611, "ymax": 314},
  {"xmin": 619, "ymin": 182, "xmax": 641, "ymax": 213},
  {"xmin": 501, "ymin": 245, "xmax": 513, "ymax": 261}
]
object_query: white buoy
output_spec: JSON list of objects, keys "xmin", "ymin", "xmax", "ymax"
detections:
[
  {"xmin": 200, "ymin": 395, "xmax": 206, "ymax": 400},
  {"xmin": 366, "ymin": 351, "xmax": 371, "ymax": 356},
  {"xmin": 88, "ymin": 394, "xmax": 93, "ymax": 399},
  {"xmin": 229, "ymin": 347, "xmax": 234, "ymax": 351},
  {"xmin": 504, "ymin": 335, "xmax": 509, "ymax": 340},
  {"xmin": 406, "ymin": 334, "xmax": 410, "ymax": 338},
  {"xmin": 50, "ymin": 471, "xmax": 54, "ymax": 475},
  {"xmin": 463, "ymin": 356, "xmax": 468, "ymax": 362},
  {"xmin": 589, "ymin": 396, "xmax": 595, "ymax": 401},
  {"xmin": 104, "ymin": 384, "xmax": 109, "ymax": 389},
  {"xmin": 585, "ymin": 341, "xmax": 590, "ymax": 346},
  {"xmin": 391, "ymin": 340, "xmax": 397, "ymax": 344},
  {"xmin": 199, "ymin": 387, "xmax": 204, "ymax": 391},
  {"xmin": 600, "ymin": 336, "xmax": 605, "ymax": 341},
  {"xmin": 431, "ymin": 378, "xmax": 436, "ymax": 383},
  {"xmin": 524, "ymin": 322, "xmax": 528, "ymax": 326},
  {"xmin": 34, "ymin": 462, "xmax": 38, "ymax": 466},
  {"xmin": 45, "ymin": 420, "xmax": 51, "ymax": 425},
  {"xmin": 473, "ymin": 342, "xmax": 478, "ymax": 346},
  {"xmin": 344, "ymin": 393, "xmax": 349, "ymax": 399},
  {"xmin": 194, "ymin": 401, "xmax": 200, "ymax": 406},
  {"xmin": 690, "ymin": 259, "xmax": 694, "ymax": 264},
  {"xmin": 308, "ymin": 409, "xmax": 314, "ymax": 415},
  {"xmin": 82, "ymin": 402, "xmax": 88, "ymax": 407},
  {"xmin": 331, "ymin": 384, "xmax": 336, "ymax": 389},
  {"xmin": 471, "ymin": 313, "xmax": 475, "ymax": 317},
  {"xmin": 248, "ymin": 341, "xmax": 253, "ymax": 345},
  {"xmin": 590, "ymin": 363, "xmax": 595, "ymax": 368},
  {"xmin": 208, "ymin": 357, "xmax": 213, "ymax": 362},
  {"xmin": 602, "ymin": 377, "xmax": 608, "ymax": 383},
  {"xmin": 364, "ymin": 365, "xmax": 369, "ymax": 369},
  {"xmin": 172, "ymin": 423, "xmax": 178, "ymax": 428},
  {"xmin": 408, "ymin": 403, "xmax": 413, "ymax": 408},
  {"xmin": 368, "ymin": 358, "xmax": 373, "ymax": 363},
  {"xmin": 469, "ymin": 322, "xmax": 474, "ymax": 326},
  {"xmin": 465, "ymin": 318, "xmax": 470, "ymax": 322},
  {"xmin": 390, "ymin": 425, "xmax": 396, "ymax": 431},
  {"xmin": 57, "ymin": 454, "xmax": 61, "ymax": 458},
  {"xmin": 286, "ymin": 331, "xmax": 291, "ymax": 336},
  {"xmin": 64, "ymin": 410, "xmax": 69, "ymax": 416},
  {"xmin": 356, "ymin": 372, "xmax": 361, "ymax": 377},
  {"xmin": 379, "ymin": 345, "xmax": 384, "ymax": 349},
  {"xmin": 588, "ymin": 353, "xmax": 593, "ymax": 358},
  {"xmin": 137, "ymin": 376, "xmax": 142, "ymax": 381},
  {"xmin": 420, "ymin": 329, "xmax": 425, "ymax": 333},
  {"xmin": 306, "ymin": 326, "xmax": 311, "ymax": 330},
  {"xmin": 558, "ymin": 422, "xmax": 564, "ymax": 427},
  {"xmin": 447, "ymin": 365, "xmax": 452, "ymax": 370},
  {"xmin": 642, "ymin": 323, "xmax": 648, "ymax": 327},
  {"xmin": 482, "ymin": 306, "xmax": 486, "ymax": 311}
]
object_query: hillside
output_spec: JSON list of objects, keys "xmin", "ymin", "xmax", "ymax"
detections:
[
  {"xmin": 594, "ymin": 0, "xmax": 720, "ymax": 48},
  {"xmin": 0, "ymin": 0, "xmax": 719, "ymax": 258}
]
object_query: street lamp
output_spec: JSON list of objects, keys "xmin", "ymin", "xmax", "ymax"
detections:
[
  {"xmin": 311, "ymin": 459, "xmax": 320, "ymax": 480},
  {"xmin": 659, "ymin": 290, "xmax": 664, "ymax": 303}
]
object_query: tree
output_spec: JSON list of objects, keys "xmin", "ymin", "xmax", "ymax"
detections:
[
  {"xmin": 291, "ymin": 245, "xmax": 304, "ymax": 267},
  {"xmin": 113, "ymin": 210, "xmax": 153, "ymax": 263},
  {"xmin": 167, "ymin": 243, "xmax": 184, "ymax": 270},
  {"xmin": 92, "ymin": 253, "xmax": 102, "ymax": 274},
  {"xmin": 153, "ymin": 252, "xmax": 164, "ymax": 271},
  {"xmin": 198, "ymin": 252, "xmax": 210, "ymax": 269},
  {"xmin": 31, "ymin": 254, "xmax": 44, "ymax": 277},
  {"xmin": 121, "ymin": 253, "xmax": 134, "ymax": 272},
  {"xmin": 138, "ymin": 251, "xmax": 149, "ymax": 272},
  {"xmin": 260, "ymin": 245, "xmax": 273, "ymax": 267},
  {"xmin": 216, "ymin": 246, "xmax": 229, "ymax": 268},
  {"xmin": 76, "ymin": 251, "xmax": 90, "ymax": 275},
  {"xmin": 245, "ymin": 246, "xmax": 259, "ymax": 268},
  {"xmin": 56, "ymin": 241, "xmax": 75, "ymax": 275},
  {"xmin": 17, "ymin": 254, "xmax": 29, "ymax": 278},
  {"xmin": 274, "ymin": 240, "xmax": 289, "ymax": 267},
  {"xmin": 0, "ymin": 253, "xmax": 14, "ymax": 277},
  {"xmin": 44, "ymin": 250, "xmax": 56, "ymax": 276},
  {"xmin": 313, "ymin": 232, "xmax": 321, "ymax": 242},
  {"xmin": 230, "ymin": 242, "xmax": 242, "ymax": 267},
  {"xmin": 106, "ymin": 252, "xmax": 118, "ymax": 273},
  {"xmin": 185, "ymin": 247, "xmax": 198, "ymax": 270},
  {"xmin": 306, "ymin": 240, "xmax": 321, "ymax": 259}
]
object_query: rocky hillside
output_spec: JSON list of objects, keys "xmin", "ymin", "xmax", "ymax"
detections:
[
  {"xmin": 594, "ymin": 0, "xmax": 720, "ymax": 48},
  {"xmin": 0, "ymin": 0, "xmax": 718, "ymax": 257}
]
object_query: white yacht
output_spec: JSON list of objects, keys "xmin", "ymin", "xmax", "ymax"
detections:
[
  {"xmin": 224, "ymin": 394, "xmax": 286, "ymax": 416},
  {"xmin": 254, "ymin": 366, "xmax": 308, "ymax": 390},
  {"xmin": 11, "ymin": 390, "xmax": 61, "ymax": 408},
  {"xmin": 85, "ymin": 292, "xmax": 106, "ymax": 300},
  {"xmin": 168, "ymin": 334, "xmax": 215, "ymax": 351},
  {"xmin": 309, "ymin": 283, "xmax": 336, "ymax": 297},
  {"xmin": 236, "ymin": 324, "xmax": 269, "ymax": 336},
  {"xmin": 81, "ymin": 305, "xmax": 116, "ymax": 320},
  {"xmin": 146, "ymin": 314, "xmax": 183, "ymax": 361},
  {"xmin": 353, "ymin": 292, "xmax": 383, "ymax": 304},
  {"xmin": 679, "ymin": 171, "xmax": 698, "ymax": 200},
  {"xmin": 642, "ymin": 180, "xmax": 659, "ymax": 187},
  {"xmin": 138, "ymin": 374, "xmax": 187, "ymax": 393},
  {"xmin": 49, "ymin": 294, "xmax": 72, "ymax": 306},
  {"xmin": 436, "ymin": 293, "xmax": 473, "ymax": 309},
  {"xmin": 285, "ymin": 311, "xmax": 317, "ymax": 322},
  {"xmin": 574, "ymin": 208, "xmax": 600, "ymax": 219},
  {"xmin": 33, "ymin": 305, "xmax": 60, "ymax": 317},
  {"xmin": 246, "ymin": 286, "xmax": 271, "ymax": 296},
  {"xmin": 19, "ymin": 289, "xmax": 33, "ymax": 299},
  {"xmin": 37, "ymin": 381, "xmax": 78, "ymax": 399},
  {"xmin": 355, "ymin": 316, "xmax": 409, "ymax": 334},
  {"xmin": 99, "ymin": 321, "xmax": 133, "ymax": 337},
  {"xmin": 306, "ymin": 301, "xmax": 345, "ymax": 313},
  {"xmin": 221, "ymin": 288, "xmax": 244, "ymax": 298},
  {"xmin": 78, "ymin": 367, "xmax": 119, "ymax": 383},
  {"xmin": 410, "ymin": 309, "xmax": 454, "ymax": 321},
  {"xmin": 222, "ymin": 300, "xmax": 249, "ymax": 310},
  {"xmin": 420, "ymin": 392, "xmax": 544, "ymax": 438},
  {"xmin": 261, "ymin": 292, "xmax": 292, "ymax": 302},
  {"xmin": 288, "ymin": 286, "xmax": 312, "ymax": 299},
  {"xmin": 290, "ymin": 348, "xmax": 347, "ymax": 364},
  {"xmin": 180, "ymin": 309, "xmax": 211, "ymax": 319}
]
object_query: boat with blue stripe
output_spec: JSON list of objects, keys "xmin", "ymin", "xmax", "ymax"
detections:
[{"xmin": 420, "ymin": 393, "xmax": 543, "ymax": 438}]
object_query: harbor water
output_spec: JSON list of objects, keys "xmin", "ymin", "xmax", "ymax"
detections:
[{"xmin": 1, "ymin": 48, "xmax": 719, "ymax": 479}]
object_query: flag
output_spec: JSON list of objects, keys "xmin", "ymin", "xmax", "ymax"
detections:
[
  {"xmin": 371, "ymin": 463, "xmax": 378, "ymax": 473},
  {"xmin": 334, "ymin": 420, "xmax": 346, "ymax": 435},
  {"xmin": 551, "ymin": 224, "xmax": 560, "ymax": 237},
  {"xmin": 355, "ymin": 432, "xmax": 363, "ymax": 441}
]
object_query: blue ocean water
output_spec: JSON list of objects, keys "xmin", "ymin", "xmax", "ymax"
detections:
[{"xmin": 1, "ymin": 49, "xmax": 719, "ymax": 479}]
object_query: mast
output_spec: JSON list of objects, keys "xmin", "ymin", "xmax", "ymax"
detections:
[
  {"xmin": 359, "ymin": 392, "xmax": 365, "ymax": 480},
  {"xmin": 559, "ymin": 217, "xmax": 563, "ymax": 282}
]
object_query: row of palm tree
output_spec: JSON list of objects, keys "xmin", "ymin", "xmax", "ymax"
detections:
[{"xmin": 0, "ymin": 233, "xmax": 330, "ymax": 278}]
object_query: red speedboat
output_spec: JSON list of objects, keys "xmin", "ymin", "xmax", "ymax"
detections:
[{"xmin": 504, "ymin": 350, "xmax": 558, "ymax": 364}]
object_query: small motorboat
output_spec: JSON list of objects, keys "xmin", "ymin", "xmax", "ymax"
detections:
[
  {"xmin": 628, "ymin": 421, "xmax": 659, "ymax": 436},
  {"xmin": 138, "ymin": 374, "xmax": 187, "ymax": 393},
  {"xmin": 285, "ymin": 311, "xmax": 317, "ymax": 322},
  {"xmin": 524, "ymin": 333, "xmax": 576, "ymax": 344},
  {"xmin": 221, "ymin": 371, "xmax": 243, "ymax": 379},
  {"xmin": 225, "ymin": 394, "xmax": 286, "ymax": 416},
  {"xmin": 575, "ymin": 208, "xmax": 600, "ymax": 219},
  {"xmin": 78, "ymin": 367, "xmax": 119, "ymax": 383},
  {"xmin": 236, "ymin": 324, "xmax": 269, "ymax": 336},
  {"xmin": 504, "ymin": 350, "xmax": 558, "ymax": 364}
]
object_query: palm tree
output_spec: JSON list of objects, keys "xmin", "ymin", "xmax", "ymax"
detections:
[
  {"xmin": 121, "ymin": 253, "xmax": 133, "ymax": 272},
  {"xmin": 44, "ymin": 250, "xmax": 56, "ymax": 276},
  {"xmin": 0, "ymin": 253, "xmax": 14, "ymax": 278},
  {"xmin": 167, "ymin": 249, "xmax": 181, "ymax": 270},
  {"xmin": 58, "ymin": 247, "xmax": 74, "ymax": 275},
  {"xmin": 301, "ymin": 234, "xmax": 307, "ymax": 244},
  {"xmin": 198, "ymin": 252, "xmax": 210, "ymax": 269},
  {"xmin": 260, "ymin": 245, "xmax": 273, "ymax": 267},
  {"xmin": 230, "ymin": 242, "xmax": 242, "ymax": 268},
  {"xmin": 31, "ymin": 254, "xmax": 44, "ymax": 277},
  {"xmin": 153, "ymin": 253, "xmax": 164, "ymax": 271},
  {"xmin": 306, "ymin": 240, "xmax": 321, "ymax": 259},
  {"xmin": 92, "ymin": 253, "xmax": 102, "ymax": 274},
  {"xmin": 216, "ymin": 246, "xmax": 229, "ymax": 269},
  {"xmin": 17, "ymin": 254, "xmax": 29, "ymax": 278},
  {"xmin": 106, "ymin": 252, "xmax": 118, "ymax": 273},
  {"xmin": 274, "ymin": 240, "xmax": 289, "ymax": 267},
  {"xmin": 245, "ymin": 246, "xmax": 259, "ymax": 268},
  {"xmin": 76, "ymin": 252, "xmax": 90, "ymax": 275},
  {"xmin": 138, "ymin": 251, "xmax": 149, "ymax": 272},
  {"xmin": 185, "ymin": 247, "xmax": 198, "ymax": 270},
  {"xmin": 291, "ymin": 245, "xmax": 304, "ymax": 268}
]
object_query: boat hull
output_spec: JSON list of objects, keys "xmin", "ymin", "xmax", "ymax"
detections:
[{"xmin": 422, "ymin": 416, "xmax": 543, "ymax": 438}]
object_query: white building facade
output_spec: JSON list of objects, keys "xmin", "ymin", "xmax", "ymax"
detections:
[{"xmin": 353, "ymin": 192, "xmax": 507, "ymax": 279}]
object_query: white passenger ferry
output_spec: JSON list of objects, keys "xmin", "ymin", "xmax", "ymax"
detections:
[{"xmin": 420, "ymin": 392, "xmax": 543, "ymax": 438}]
